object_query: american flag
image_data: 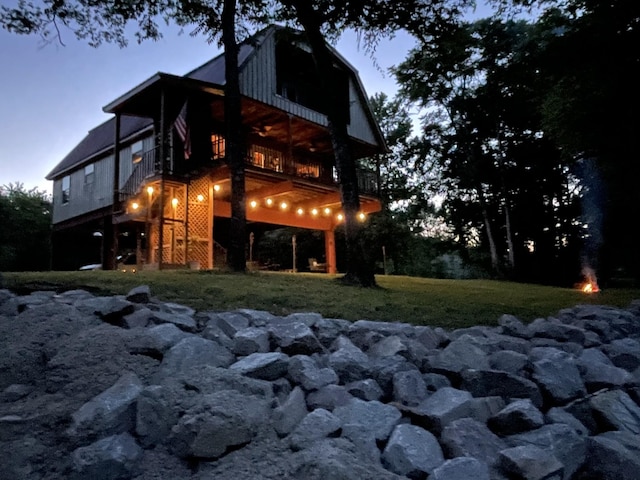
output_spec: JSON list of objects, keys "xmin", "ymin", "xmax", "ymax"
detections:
[{"xmin": 174, "ymin": 102, "xmax": 191, "ymax": 159}]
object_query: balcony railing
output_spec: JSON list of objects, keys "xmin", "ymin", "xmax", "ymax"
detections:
[{"xmin": 119, "ymin": 144, "xmax": 379, "ymax": 202}]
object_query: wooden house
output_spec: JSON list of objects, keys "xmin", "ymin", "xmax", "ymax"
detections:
[{"xmin": 46, "ymin": 26, "xmax": 385, "ymax": 272}]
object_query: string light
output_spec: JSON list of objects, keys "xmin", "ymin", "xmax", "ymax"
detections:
[
  {"xmin": 131, "ymin": 202, "xmax": 139, "ymax": 210},
  {"xmin": 296, "ymin": 208, "xmax": 304, "ymax": 215},
  {"xmin": 280, "ymin": 201, "xmax": 288, "ymax": 210},
  {"xmin": 250, "ymin": 200, "xmax": 257, "ymax": 208},
  {"xmin": 337, "ymin": 213, "xmax": 344, "ymax": 221},
  {"xmin": 213, "ymin": 184, "xmax": 221, "ymax": 192},
  {"xmin": 359, "ymin": 212, "xmax": 366, "ymax": 221},
  {"xmin": 324, "ymin": 207, "xmax": 331, "ymax": 215},
  {"xmin": 171, "ymin": 198, "xmax": 178, "ymax": 208},
  {"xmin": 196, "ymin": 194, "xmax": 205, "ymax": 202},
  {"xmin": 266, "ymin": 198, "xmax": 273, "ymax": 206},
  {"xmin": 311, "ymin": 208, "xmax": 318, "ymax": 216},
  {"xmin": 146, "ymin": 186, "xmax": 154, "ymax": 195}
]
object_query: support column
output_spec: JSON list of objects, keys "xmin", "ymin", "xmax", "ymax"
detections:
[
  {"xmin": 158, "ymin": 88, "xmax": 166, "ymax": 270},
  {"xmin": 106, "ymin": 113, "xmax": 121, "ymax": 270},
  {"xmin": 208, "ymin": 181, "xmax": 214, "ymax": 269},
  {"xmin": 324, "ymin": 229, "xmax": 337, "ymax": 274}
]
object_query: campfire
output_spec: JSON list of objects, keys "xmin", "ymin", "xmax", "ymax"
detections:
[{"xmin": 580, "ymin": 267, "xmax": 600, "ymax": 294}]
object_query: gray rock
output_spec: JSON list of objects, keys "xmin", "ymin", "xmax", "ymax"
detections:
[
  {"xmin": 527, "ymin": 317, "xmax": 587, "ymax": 345},
  {"xmin": 409, "ymin": 387, "xmax": 473, "ymax": 433},
  {"xmin": 545, "ymin": 407, "xmax": 590, "ymax": 436},
  {"xmin": 489, "ymin": 350, "xmax": 529, "ymax": 375},
  {"xmin": 287, "ymin": 355, "xmax": 338, "ymax": 391},
  {"xmin": 345, "ymin": 379, "xmax": 384, "ymax": 401},
  {"xmin": 201, "ymin": 322, "xmax": 234, "ymax": 349},
  {"xmin": 497, "ymin": 445, "xmax": 564, "ymax": 480},
  {"xmin": 333, "ymin": 398, "xmax": 401, "ymax": 442},
  {"xmin": 269, "ymin": 319, "xmax": 323, "ymax": 355},
  {"xmin": 273, "ymin": 386, "xmax": 308, "ymax": 437},
  {"xmin": 69, "ymin": 372, "xmax": 143, "ymax": 438},
  {"xmin": 431, "ymin": 457, "xmax": 491, "ymax": 480},
  {"xmin": 441, "ymin": 417, "xmax": 507, "ymax": 466},
  {"xmin": 169, "ymin": 390, "xmax": 270, "ymax": 459},
  {"xmin": 232, "ymin": 326, "xmax": 270, "ymax": 355},
  {"xmin": 368, "ymin": 335, "xmax": 408, "ymax": 358},
  {"xmin": 498, "ymin": 314, "xmax": 530, "ymax": 338},
  {"xmin": 306, "ymin": 384, "xmax": 354, "ymax": 411},
  {"xmin": 312, "ymin": 317, "xmax": 351, "ymax": 348},
  {"xmin": 392, "ymin": 369, "xmax": 428, "ymax": 407},
  {"xmin": 580, "ymin": 434, "xmax": 640, "ymax": 480},
  {"xmin": 328, "ymin": 336, "xmax": 370, "ymax": 383},
  {"xmin": 122, "ymin": 307, "xmax": 153, "ymax": 329},
  {"xmin": 414, "ymin": 325, "xmax": 447, "ymax": 349},
  {"xmin": 135, "ymin": 385, "xmax": 179, "ymax": 448},
  {"xmin": 381, "ymin": 424, "xmax": 444, "ymax": 477},
  {"xmin": 531, "ymin": 355, "xmax": 586, "ymax": 405},
  {"xmin": 150, "ymin": 309, "xmax": 198, "ymax": 333},
  {"xmin": 422, "ymin": 372, "xmax": 452, "ymax": 393},
  {"xmin": 125, "ymin": 285, "xmax": 151, "ymax": 304},
  {"xmin": 145, "ymin": 323, "xmax": 191, "ymax": 353},
  {"xmin": 289, "ymin": 408, "xmax": 342, "ymax": 451},
  {"xmin": 71, "ymin": 433, "xmax": 143, "ymax": 480},
  {"xmin": 157, "ymin": 337, "xmax": 235, "ymax": 379},
  {"xmin": 506, "ymin": 423, "xmax": 587, "ymax": 480},
  {"xmin": 233, "ymin": 308, "xmax": 277, "ymax": 327},
  {"xmin": 229, "ymin": 352, "xmax": 289, "ymax": 381},
  {"xmin": 1, "ymin": 383, "xmax": 33, "ymax": 402},
  {"xmin": 460, "ymin": 369, "xmax": 543, "ymax": 408},
  {"xmin": 212, "ymin": 311, "xmax": 250, "ymax": 337},
  {"xmin": 602, "ymin": 338, "xmax": 640, "ymax": 371},
  {"xmin": 429, "ymin": 336, "xmax": 491, "ymax": 374},
  {"xmin": 368, "ymin": 354, "xmax": 419, "ymax": 395},
  {"xmin": 74, "ymin": 296, "xmax": 135, "ymax": 327},
  {"xmin": 468, "ymin": 396, "xmax": 507, "ymax": 423},
  {"xmin": 489, "ymin": 399, "xmax": 544, "ymax": 435},
  {"xmin": 589, "ymin": 388, "xmax": 640, "ymax": 434}
]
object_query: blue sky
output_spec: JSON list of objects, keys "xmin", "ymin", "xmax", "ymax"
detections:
[{"xmin": 0, "ymin": 24, "xmax": 416, "ymax": 195}]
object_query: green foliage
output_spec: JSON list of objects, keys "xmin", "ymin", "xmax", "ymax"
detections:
[{"xmin": 0, "ymin": 183, "xmax": 52, "ymax": 271}]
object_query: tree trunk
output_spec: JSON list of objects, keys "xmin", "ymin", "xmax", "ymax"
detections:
[
  {"xmin": 288, "ymin": 0, "xmax": 376, "ymax": 287},
  {"xmin": 222, "ymin": 0, "xmax": 246, "ymax": 272},
  {"xmin": 478, "ymin": 186, "xmax": 500, "ymax": 273}
]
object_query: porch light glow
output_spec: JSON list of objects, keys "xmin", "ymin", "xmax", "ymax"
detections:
[
  {"xmin": 297, "ymin": 208, "xmax": 304, "ymax": 215},
  {"xmin": 311, "ymin": 208, "xmax": 318, "ymax": 216},
  {"xmin": 359, "ymin": 212, "xmax": 366, "ymax": 221},
  {"xmin": 196, "ymin": 194, "xmax": 205, "ymax": 202},
  {"xmin": 213, "ymin": 184, "xmax": 221, "ymax": 192},
  {"xmin": 146, "ymin": 186, "xmax": 154, "ymax": 195},
  {"xmin": 250, "ymin": 200, "xmax": 258, "ymax": 208},
  {"xmin": 131, "ymin": 202, "xmax": 140, "ymax": 210},
  {"xmin": 171, "ymin": 198, "xmax": 179, "ymax": 208},
  {"xmin": 280, "ymin": 201, "xmax": 288, "ymax": 210},
  {"xmin": 324, "ymin": 207, "xmax": 331, "ymax": 215},
  {"xmin": 337, "ymin": 213, "xmax": 344, "ymax": 221},
  {"xmin": 266, "ymin": 198, "xmax": 273, "ymax": 206}
]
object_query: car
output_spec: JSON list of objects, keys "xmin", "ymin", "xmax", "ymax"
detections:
[{"xmin": 79, "ymin": 253, "xmax": 137, "ymax": 272}]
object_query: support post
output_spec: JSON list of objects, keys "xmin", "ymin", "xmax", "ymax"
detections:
[
  {"xmin": 208, "ymin": 181, "xmax": 214, "ymax": 269},
  {"xmin": 324, "ymin": 229, "xmax": 337, "ymax": 274},
  {"xmin": 158, "ymin": 88, "xmax": 166, "ymax": 270},
  {"xmin": 106, "ymin": 113, "xmax": 122, "ymax": 270}
]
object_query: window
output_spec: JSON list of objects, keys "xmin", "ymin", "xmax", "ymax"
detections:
[
  {"xmin": 84, "ymin": 164, "xmax": 95, "ymax": 185},
  {"xmin": 62, "ymin": 175, "xmax": 70, "ymax": 204},
  {"xmin": 131, "ymin": 140, "xmax": 144, "ymax": 164},
  {"xmin": 249, "ymin": 145, "xmax": 283, "ymax": 172},
  {"xmin": 275, "ymin": 41, "xmax": 350, "ymax": 123},
  {"xmin": 211, "ymin": 134, "xmax": 226, "ymax": 159}
]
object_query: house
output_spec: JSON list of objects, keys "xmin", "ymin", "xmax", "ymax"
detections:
[{"xmin": 46, "ymin": 26, "xmax": 386, "ymax": 273}]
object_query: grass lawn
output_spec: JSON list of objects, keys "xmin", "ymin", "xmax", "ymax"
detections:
[{"xmin": 3, "ymin": 270, "xmax": 639, "ymax": 330}]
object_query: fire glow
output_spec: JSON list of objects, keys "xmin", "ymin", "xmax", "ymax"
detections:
[{"xmin": 580, "ymin": 267, "xmax": 600, "ymax": 294}]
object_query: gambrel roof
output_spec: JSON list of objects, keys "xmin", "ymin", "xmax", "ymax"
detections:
[{"xmin": 47, "ymin": 26, "xmax": 386, "ymax": 180}]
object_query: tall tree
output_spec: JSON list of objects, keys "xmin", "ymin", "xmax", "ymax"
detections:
[{"xmin": 275, "ymin": 0, "xmax": 473, "ymax": 286}]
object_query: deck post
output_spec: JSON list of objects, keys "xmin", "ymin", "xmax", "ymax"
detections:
[
  {"xmin": 158, "ymin": 88, "xmax": 166, "ymax": 270},
  {"xmin": 106, "ymin": 113, "xmax": 122, "ymax": 270},
  {"xmin": 324, "ymin": 229, "xmax": 337, "ymax": 274}
]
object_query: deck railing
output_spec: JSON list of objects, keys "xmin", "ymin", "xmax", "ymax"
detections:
[{"xmin": 119, "ymin": 144, "xmax": 379, "ymax": 202}]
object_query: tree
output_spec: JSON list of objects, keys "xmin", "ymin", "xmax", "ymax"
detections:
[{"xmin": 0, "ymin": 183, "xmax": 52, "ymax": 271}]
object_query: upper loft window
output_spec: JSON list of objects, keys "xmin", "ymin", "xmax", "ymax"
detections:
[
  {"xmin": 62, "ymin": 175, "xmax": 70, "ymax": 204},
  {"xmin": 131, "ymin": 140, "xmax": 144, "ymax": 164},
  {"xmin": 275, "ymin": 41, "xmax": 350, "ymax": 123},
  {"xmin": 84, "ymin": 164, "xmax": 95, "ymax": 185}
]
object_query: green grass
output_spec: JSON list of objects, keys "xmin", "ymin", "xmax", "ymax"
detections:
[{"xmin": 3, "ymin": 270, "xmax": 639, "ymax": 330}]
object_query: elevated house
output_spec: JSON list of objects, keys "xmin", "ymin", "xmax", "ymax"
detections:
[{"xmin": 46, "ymin": 26, "xmax": 385, "ymax": 272}]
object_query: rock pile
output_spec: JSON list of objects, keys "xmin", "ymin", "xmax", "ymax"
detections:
[{"xmin": 1, "ymin": 285, "xmax": 640, "ymax": 479}]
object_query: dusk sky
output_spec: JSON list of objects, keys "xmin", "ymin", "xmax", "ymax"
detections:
[{"xmin": 0, "ymin": 23, "xmax": 417, "ymax": 195}]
